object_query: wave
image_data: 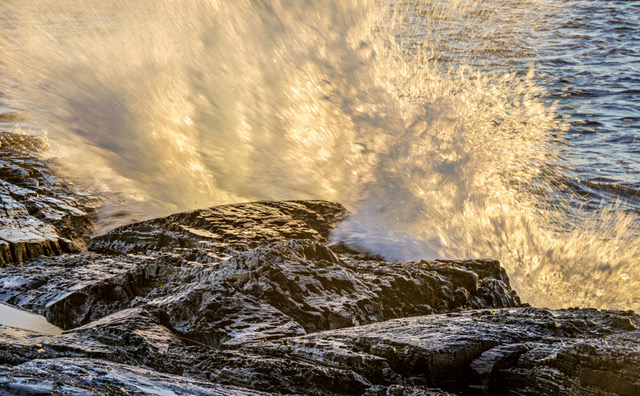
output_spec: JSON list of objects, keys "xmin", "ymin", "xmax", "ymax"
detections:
[{"xmin": 0, "ymin": 0, "xmax": 639, "ymax": 310}]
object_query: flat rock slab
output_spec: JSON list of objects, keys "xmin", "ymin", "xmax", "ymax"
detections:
[{"xmin": 241, "ymin": 307, "xmax": 640, "ymax": 395}]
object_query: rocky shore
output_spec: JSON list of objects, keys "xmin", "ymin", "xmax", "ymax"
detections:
[{"xmin": 0, "ymin": 132, "xmax": 639, "ymax": 395}]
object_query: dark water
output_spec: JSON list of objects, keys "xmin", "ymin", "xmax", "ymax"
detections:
[
  {"xmin": 0, "ymin": 0, "xmax": 638, "ymax": 309},
  {"xmin": 538, "ymin": 1, "xmax": 639, "ymax": 213},
  {"xmin": 539, "ymin": 0, "xmax": 639, "ymax": 229},
  {"xmin": 400, "ymin": 0, "xmax": 640, "ymax": 210}
]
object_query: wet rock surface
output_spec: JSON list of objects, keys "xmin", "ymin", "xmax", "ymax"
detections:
[
  {"xmin": 244, "ymin": 308, "xmax": 640, "ymax": 395},
  {"xmin": 0, "ymin": 201, "xmax": 521, "ymax": 344},
  {"xmin": 0, "ymin": 132, "xmax": 98, "ymax": 265},
  {"xmin": 0, "ymin": 356, "xmax": 268, "ymax": 396},
  {"xmin": 88, "ymin": 200, "xmax": 347, "ymax": 258},
  {"xmin": 0, "ymin": 196, "xmax": 637, "ymax": 395},
  {"xmin": 0, "ymin": 306, "xmax": 637, "ymax": 395}
]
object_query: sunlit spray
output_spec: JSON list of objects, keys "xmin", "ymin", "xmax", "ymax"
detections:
[{"xmin": 0, "ymin": 0, "xmax": 638, "ymax": 309}]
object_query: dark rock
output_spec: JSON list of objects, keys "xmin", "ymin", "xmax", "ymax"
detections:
[
  {"xmin": 239, "ymin": 308, "xmax": 640, "ymax": 395},
  {"xmin": 88, "ymin": 200, "xmax": 347, "ymax": 257},
  {"xmin": 0, "ymin": 309, "xmax": 456, "ymax": 395},
  {"xmin": 0, "ymin": 243, "xmax": 521, "ymax": 345},
  {"xmin": 1, "ymin": 305, "xmax": 637, "ymax": 395},
  {"xmin": 0, "ymin": 253, "xmax": 161, "ymax": 329},
  {"xmin": 0, "ymin": 357, "xmax": 266, "ymax": 395},
  {"xmin": 0, "ymin": 132, "xmax": 98, "ymax": 265},
  {"xmin": 0, "ymin": 198, "xmax": 637, "ymax": 395},
  {"xmin": 0, "ymin": 324, "xmax": 120, "ymax": 367},
  {"xmin": 0, "ymin": 200, "xmax": 521, "ymax": 344},
  {"xmin": 470, "ymin": 343, "xmax": 529, "ymax": 376}
]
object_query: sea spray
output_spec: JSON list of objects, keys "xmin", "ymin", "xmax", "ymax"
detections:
[{"xmin": 0, "ymin": 0, "xmax": 638, "ymax": 309}]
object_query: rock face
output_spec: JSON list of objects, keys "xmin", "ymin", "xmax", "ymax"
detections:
[
  {"xmin": 0, "ymin": 132, "xmax": 97, "ymax": 265},
  {"xmin": 0, "ymin": 196, "xmax": 637, "ymax": 395}
]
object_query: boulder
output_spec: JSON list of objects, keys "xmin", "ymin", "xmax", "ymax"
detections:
[
  {"xmin": 0, "ymin": 357, "xmax": 267, "ymax": 396},
  {"xmin": 88, "ymin": 200, "xmax": 347, "ymax": 258}
]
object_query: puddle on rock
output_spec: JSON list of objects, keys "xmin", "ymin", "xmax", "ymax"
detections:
[{"xmin": 0, "ymin": 302, "xmax": 63, "ymax": 335}]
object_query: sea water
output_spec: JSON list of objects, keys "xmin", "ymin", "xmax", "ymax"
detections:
[{"xmin": 0, "ymin": 0, "xmax": 638, "ymax": 310}]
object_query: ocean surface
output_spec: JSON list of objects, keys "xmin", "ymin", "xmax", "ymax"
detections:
[{"xmin": 0, "ymin": 0, "xmax": 638, "ymax": 310}]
